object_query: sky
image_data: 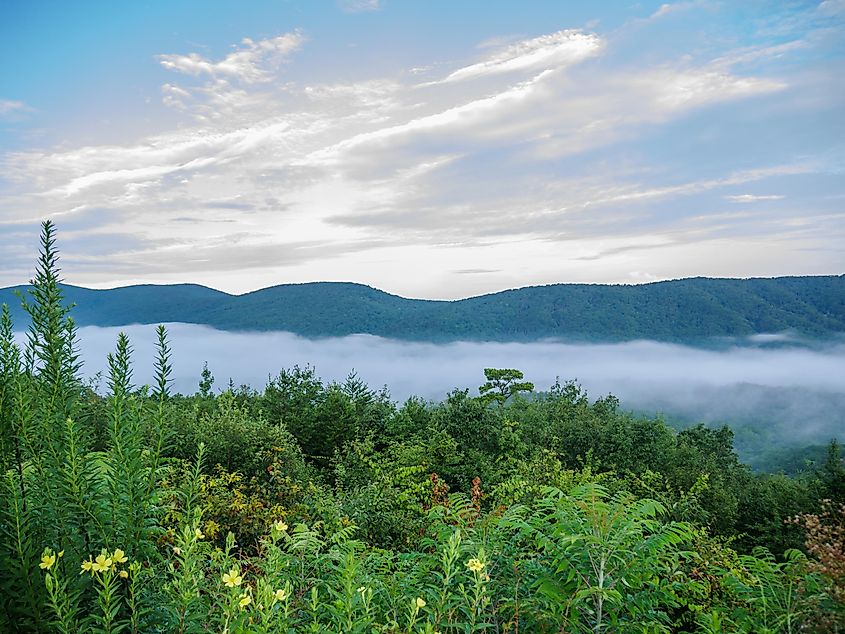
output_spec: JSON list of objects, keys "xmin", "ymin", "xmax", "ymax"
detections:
[{"xmin": 1, "ymin": 0, "xmax": 843, "ymax": 299}]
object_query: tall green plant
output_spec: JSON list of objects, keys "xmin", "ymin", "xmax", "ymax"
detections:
[
  {"xmin": 98, "ymin": 332, "xmax": 165, "ymax": 559},
  {"xmin": 0, "ymin": 304, "xmax": 21, "ymax": 475},
  {"xmin": 0, "ymin": 222, "xmax": 172, "ymax": 631},
  {"xmin": 0, "ymin": 221, "xmax": 83, "ymax": 630},
  {"xmin": 522, "ymin": 484, "xmax": 693, "ymax": 633}
]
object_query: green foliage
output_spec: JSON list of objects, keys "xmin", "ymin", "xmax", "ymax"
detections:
[
  {"xmin": 713, "ymin": 547, "xmax": 821, "ymax": 633},
  {"xmin": 516, "ymin": 484, "xmax": 693, "ymax": 632},
  {"xmin": 820, "ymin": 439, "xmax": 845, "ymax": 502},
  {"xmin": 478, "ymin": 368, "xmax": 534, "ymax": 408},
  {"xmin": 197, "ymin": 361, "xmax": 214, "ymax": 398},
  {"xmin": 0, "ymin": 222, "xmax": 168, "ymax": 631},
  {"xmin": 169, "ymin": 390, "xmax": 306, "ymax": 480}
]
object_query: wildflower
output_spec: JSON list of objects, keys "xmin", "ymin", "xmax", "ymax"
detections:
[
  {"xmin": 238, "ymin": 593, "xmax": 252, "ymax": 609},
  {"xmin": 274, "ymin": 588, "xmax": 288, "ymax": 602},
  {"xmin": 92, "ymin": 554, "xmax": 113, "ymax": 573},
  {"xmin": 119, "ymin": 570, "xmax": 129, "ymax": 579},
  {"xmin": 466, "ymin": 558, "xmax": 485, "ymax": 573},
  {"xmin": 112, "ymin": 549, "xmax": 128, "ymax": 564},
  {"xmin": 195, "ymin": 527, "xmax": 205, "ymax": 540},
  {"xmin": 39, "ymin": 553, "xmax": 56, "ymax": 570},
  {"xmin": 274, "ymin": 520, "xmax": 288, "ymax": 532},
  {"xmin": 172, "ymin": 546, "xmax": 182, "ymax": 556},
  {"xmin": 80, "ymin": 558, "xmax": 94, "ymax": 575},
  {"xmin": 58, "ymin": 550, "xmax": 64, "ymax": 558},
  {"xmin": 222, "ymin": 567, "xmax": 243, "ymax": 588},
  {"xmin": 357, "ymin": 586, "xmax": 366, "ymax": 595},
  {"xmin": 415, "ymin": 597, "xmax": 426, "ymax": 609}
]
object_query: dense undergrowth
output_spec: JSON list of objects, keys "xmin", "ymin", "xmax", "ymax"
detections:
[{"xmin": 1, "ymin": 222, "xmax": 843, "ymax": 632}]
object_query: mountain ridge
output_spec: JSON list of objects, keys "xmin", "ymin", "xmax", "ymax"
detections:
[{"xmin": 2, "ymin": 275, "xmax": 844, "ymax": 343}]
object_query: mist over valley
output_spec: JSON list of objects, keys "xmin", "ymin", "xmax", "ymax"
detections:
[{"xmin": 34, "ymin": 322, "xmax": 844, "ymax": 471}]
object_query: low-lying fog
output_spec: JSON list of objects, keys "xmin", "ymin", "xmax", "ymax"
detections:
[{"xmin": 16, "ymin": 323, "xmax": 845, "ymax": 452}]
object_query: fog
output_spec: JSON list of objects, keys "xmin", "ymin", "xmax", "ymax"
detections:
[{"xmin": 15, "ymin": 323, "xmax": 845, "ymax": 451}]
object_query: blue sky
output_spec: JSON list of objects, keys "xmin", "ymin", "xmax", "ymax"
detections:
[{"xmin": 1, "ymin": 0, "xmax": 843, "ymax": 298}]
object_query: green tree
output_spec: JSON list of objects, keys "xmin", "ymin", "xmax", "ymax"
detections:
[
  {"xmin": 820, "ymin": 439, "xmax": 845, "ymax": 503},
  {"xmin": 478, "ymin": 368, "xmax": 534, "ymax": 408},
  {"xmin": 198, "ymin": 361, "xmax": 215, "ymax": 398}
]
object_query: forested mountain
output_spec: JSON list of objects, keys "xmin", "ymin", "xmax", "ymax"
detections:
[{"xmin": 2, "ymin": 275, "xmax": 844, "ymax": 341}]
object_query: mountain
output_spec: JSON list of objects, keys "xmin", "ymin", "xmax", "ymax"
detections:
[{"xmin": 2, "ymin": 276, "xmax": 844, "ymax": 343}]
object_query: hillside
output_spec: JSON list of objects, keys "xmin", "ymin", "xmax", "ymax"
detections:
[{"xmin": 2, "ymin": 275, "xmax": 844, "ymax": 342}]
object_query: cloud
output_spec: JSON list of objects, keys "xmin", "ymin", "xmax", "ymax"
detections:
[
  {"xmin": 0, "ymin": 99, "xmax": 31, "ymax": 120},
  {"xmin": 303, "ymin": 69, "xmax": 559, "ymax": 167},
  {"xmin": 724, "ymin": 194, "xmax": 785, "ymax": 203},
  {"xmin": 586, "ymin": 166, "xmax": 800, "ymax": 207},
  {"xmin": 25, "ymin": 324, "xmax": 844, "ymax": 460},
  {"xmin": 157, "ymin": 32, "xmax": 304, "ymax": 83},
  {"xmin": 634, "ymin": 68, "xmax": 785, "ymax": 111},
  {"xmin": 328, "ymin": 163, "xmax": 806, "ymax": 238},
  {"xmin": 1, "ymin": 11, "xmax": 839, "ymax": 294},
  {"xmin": 648, "ymin": 1, "xmax": 709, "ymax": 21},
  {"xmin": 338, "ymin": 0, "xmax": 381, "ymax": 13},
  {"xmin": 438, "ymin": 30, "xmax": 602, "ymax": 83},
  {"xmin": 710, "ymin": 40, "xmax": 809, "ymax": 69},
  {"xmin": 817, "ymin": 0, "xmax": 845, "ymax": 17}
]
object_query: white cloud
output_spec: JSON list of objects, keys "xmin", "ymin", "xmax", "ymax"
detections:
[
  {"xmin": 724, "ymin": 194, "xmax": 785, "ymax": 203},
  {"xmin": 4, "ymin": 25, "xmax": 785, "ymax": 210},
  {"xmin": 710, "ymin": 40, "xmax": 809, "ymax": 69},
  {"xmin": 647, "ymin": 69, "xmax": 785, "ymax": 109},
  {"xmin": 0, "ymin": 99, "xmax": 31, "ymax": 119},
  {"xmin": 157, "ymin": 32, "xmax": 304, "ymax": 83},
  {"xmin": 648, "ymin": 1, "xmax": 708, "ymax": 20},
  {"xmin": 303, "ymin": 69, "xmax": 558, "ymax": 167},
  {"xmin": 439, "ymin": 30, "xmax": 602, "ymax": 83},
  {"xmin": 338, "ymin": 0, "xmax": 381, "ymax": 12},
  {"xmin": 817, "ymin": 0, "xmax": 845, "ymax": 17},
  {"xmin": 571, "ymin": 167, "xmax": 800, "ymax": 209},
  {"xmin": 0, "ymin": 19, "xmax": 837, "ymax": 294}
]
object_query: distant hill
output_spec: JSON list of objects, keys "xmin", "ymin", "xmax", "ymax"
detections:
[{"xmin": 2, "ymin": 276, "xmax": 844, "ymax": 343}]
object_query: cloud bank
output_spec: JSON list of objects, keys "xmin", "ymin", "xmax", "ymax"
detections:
[{"xmin": 32, "ymin": 324, "xmax": 845, "ymax": 454}]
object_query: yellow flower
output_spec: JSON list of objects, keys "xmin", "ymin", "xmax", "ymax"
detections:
[
  {"xmin": 80, "ymin": 558, "xmax": 94, "ymax": 575},
  {"xmin": 92, "ymin": 554, "xmax": 113, "ymax": 573},
  {"xmin": 119, "ymin": 570, "xmax": 129, "ymax": 579},
  {"xmin": 58, "ymin": 550, "xmax": 64, "ymax": 558},
  {"xmin": 274, "ymin": 520, "xmax": 288, "ymax": 532},
  {"xmin": 39, "ymin": 553, "xmax": 56, "ymax": 570},
  {"xmin": 112, "ymin": 549, "xmax": 128, "ymax": 564},
  {"xmin": 466, "ymin": 558, "xmax": 485, "ymax": 573},
  {"xmin": 222, "ymin": 568, "xmax": 243, "ymax": 587},
  {"xmin": 357, "ymin": 586, "xmax": 366, "ymax": 595},
  {"xmin": 238, "ymin": 593, "xmax": 252, "ymax": 609},
  {"xmin": 415, "ymin": 597, "xmax": 426, "ymax": 609},
  {"xmin": 274, "ymin": 588, "xmax": 288, "ymax": 602},
  {"xmin": 195, "ymin": 527, "xmax": 205, "ymax": 540}
]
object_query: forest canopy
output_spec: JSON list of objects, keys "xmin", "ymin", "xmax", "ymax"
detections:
[{"xmin": 2, "ymin": 273, "xmax": 844, "ymax": 342}]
